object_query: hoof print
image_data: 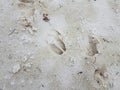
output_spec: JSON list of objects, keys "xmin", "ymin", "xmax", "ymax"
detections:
[
  {"xmin": 94, "ymin": 65, "xmax": 108, "ymax": 87},
  {"xmin": 88, "ymin": 36, "xmax": 99, "ymax": 56},
  {"xmin": 47, "ymin": 30, "xmax": 66, "ymax": 55}
]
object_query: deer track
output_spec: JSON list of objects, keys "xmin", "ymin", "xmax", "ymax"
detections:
[{"xmin": 46, "ymin": 30, "xmax": 66, "ymax": 55}]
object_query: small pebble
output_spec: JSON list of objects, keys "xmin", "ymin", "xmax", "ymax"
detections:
[{"xmin": 12, "ymin": 63, "xmax": 21, "ymax": 73}]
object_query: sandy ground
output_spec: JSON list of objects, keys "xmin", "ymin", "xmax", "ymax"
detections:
[{"xmin": 0, "ymin": 0, "xmax": 120, "ymax": 90}]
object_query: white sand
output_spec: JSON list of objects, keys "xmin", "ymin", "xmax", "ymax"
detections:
[{"xmin": 0, "ymin": 0, "xmax": 120, "ymax": 90}]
